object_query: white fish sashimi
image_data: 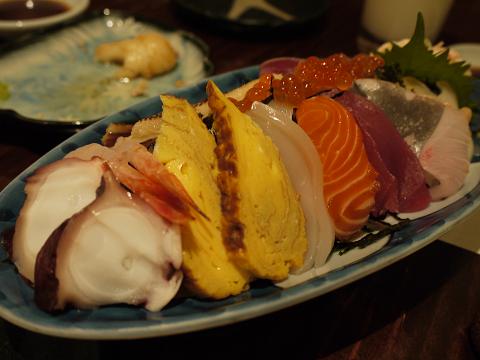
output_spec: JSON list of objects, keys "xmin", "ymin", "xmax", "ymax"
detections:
[
  {"xmin": 419, "ymin": 106, "xmax": 472, "ymax": 200},
  {"xmin": 354, "ymin": 78, "xmax": 473, "ymax": 201},
  {"xmin": 246, "ymin": 101, "xmax": 335, "ymax": 271}
]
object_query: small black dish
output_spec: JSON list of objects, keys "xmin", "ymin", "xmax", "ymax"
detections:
[{"xmin": 174, "ymin": 0, "xmax": 330, "ymax": 33}]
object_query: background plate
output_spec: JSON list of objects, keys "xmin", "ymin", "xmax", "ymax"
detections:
[
  {"xmin": 0, "ymin": 66, "xmax": 480, "ymax": 340},
  {"xmin": 173, "ymin": 0, "xmax": 330, "ymax": 33},
  {"xmin": 0, "ymin": 11, "xmax": 212, "ymax": 126}
]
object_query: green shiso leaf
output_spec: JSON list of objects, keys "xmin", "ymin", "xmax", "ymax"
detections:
[{"xmin": 377, "ymin": 13, "xmax": 473, "ymax": 107}]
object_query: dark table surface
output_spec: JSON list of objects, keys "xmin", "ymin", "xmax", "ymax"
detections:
[{"xmin": 2, "ymin": 1, "xmax": 480, "ymax": 359}]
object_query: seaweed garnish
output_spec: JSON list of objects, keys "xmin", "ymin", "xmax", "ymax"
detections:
[
  {"xmin": 0, "ymin": 226, "xmax": 14, "ymax": 261},
  {"xmin": 333, "ymin": 216, "xmax": 411, "ymax": 255}
]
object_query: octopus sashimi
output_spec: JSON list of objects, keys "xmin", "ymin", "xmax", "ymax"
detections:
[
  {"xmin": 296, "ymin": 96, "xmax": 378, "ymax": 239},
  {"xmin": 11, "ymin": 158, "xmax": 105, "ymax": 282},
  {"xmin": 35, "ymin": 169, "xmax": 182, "ymax": 312}
]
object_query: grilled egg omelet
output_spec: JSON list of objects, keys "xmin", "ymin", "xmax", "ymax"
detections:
[
  {"xmin": 207, "ymin": 81, "xmax": 307, "ymax": 281},
  {"xmin": 153, "ymin": 95, "xmax": 250, "ymax": 299}
]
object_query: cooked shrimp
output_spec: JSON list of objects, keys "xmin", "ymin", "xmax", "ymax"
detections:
[{"xmin": 66, "ymin": 137, "xmax": 200, "ymax": 224}]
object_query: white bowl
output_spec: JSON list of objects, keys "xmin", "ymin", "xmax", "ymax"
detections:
[
  {"xmin": 0, "ymin": 0, "xmax": 89, "ymax": 37},
  {"xmin": 450, "ymin": 43, "xmax": 480, "ymax": 74}
]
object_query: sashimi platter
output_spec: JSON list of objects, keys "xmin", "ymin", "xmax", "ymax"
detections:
[{"xmin": 1, "ymin": 14, "xmax": 480, "ymax": 339}]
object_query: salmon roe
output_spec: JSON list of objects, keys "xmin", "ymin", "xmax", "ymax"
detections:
[
  {"xmin": 273, "ymin": 53, "xmax": 384, "ymax": 106},
  {"xmin": 230, "ymin": 74, "xmax": 273, "ymax": 112}
]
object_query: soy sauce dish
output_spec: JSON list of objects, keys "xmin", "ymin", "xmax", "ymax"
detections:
[{"xmin": 0, "ymin": 0, "xmax": 89, "ymax": 36}]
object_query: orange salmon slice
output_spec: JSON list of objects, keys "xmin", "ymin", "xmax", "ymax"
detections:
[{"xmin": 296, "ymin": 96, "xmax": 378, "ymax": 239}]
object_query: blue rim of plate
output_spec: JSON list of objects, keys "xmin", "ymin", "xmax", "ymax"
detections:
[
  {"xmin": 0, "ymin": 10, "xmax": 214, "ymax": 128},
  {"xmin": 1, "ymin": 66, "xmax": 480, "ymax": 340}
]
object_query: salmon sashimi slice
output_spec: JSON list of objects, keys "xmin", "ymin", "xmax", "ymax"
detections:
[{"xmin": 296, "ymin": 96, "xmax": 378, "ymax": 239}]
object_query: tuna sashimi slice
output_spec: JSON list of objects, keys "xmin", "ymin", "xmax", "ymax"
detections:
[
  {"xmin": 353, "ymin": 78, "xmax": 472, "ymax": 201},
  {"xmin": 337, "ymin": 92, "xmax": 431, "ymax": 215}
]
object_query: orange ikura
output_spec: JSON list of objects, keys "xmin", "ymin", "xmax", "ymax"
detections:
[{"xmin": 296, "ymin": 96, "xmax": 379, "ymax": 239}]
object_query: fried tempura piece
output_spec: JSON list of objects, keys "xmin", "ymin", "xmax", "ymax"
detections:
[{"xmin": 95, "ymin": 33, "xmax": 177, "ymax": 79}]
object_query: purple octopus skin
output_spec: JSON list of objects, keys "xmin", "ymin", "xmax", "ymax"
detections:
[{"xmin": 34, "ymin": 169, "xmax": 183, "ymax": 313}]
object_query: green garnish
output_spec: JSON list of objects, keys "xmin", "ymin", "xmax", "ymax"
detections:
[
  {"xmin": 377, "ymin": 13, "xmax": 473, "ymax": 107},
  {"xmin": 0, "ymin": 82, "xmax": 10, "ymax": 101},
  {"xmin": 333, "ymin": 217, "xmax": 410, "ymax": 255}
]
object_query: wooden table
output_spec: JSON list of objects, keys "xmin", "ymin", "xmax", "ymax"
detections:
[{"xmin": 2, "ymin": 1, "xmax": 480, "ymax": 359}]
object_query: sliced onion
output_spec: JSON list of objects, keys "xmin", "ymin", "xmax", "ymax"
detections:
[{"xmin": 246, "ymin": 101, "xmax": 334, "ymax": 272}]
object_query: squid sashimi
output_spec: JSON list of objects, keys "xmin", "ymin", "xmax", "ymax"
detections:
[
  {"xmin": 246, "ymin": 101, "xmax": 335, "ymax": 270},
  {"xmin": 296, "ymin": 96, "xmax": 378, "ymax": 239},
  {"xmin": 354, "ymin": 79, "xmax": 472, "ymax": 200},
  {"xmin": 337, "ymin": 91, "xmax": 431, "ymax": 215},
  {"xmin": 35, "ymin": 169, "xmax": 182, "ymax": 312}
]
